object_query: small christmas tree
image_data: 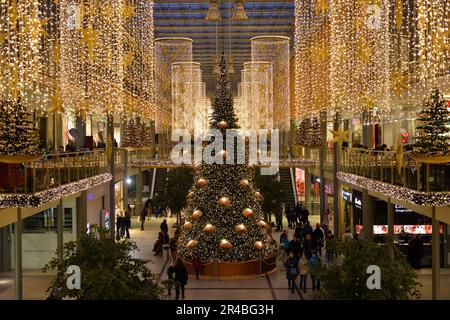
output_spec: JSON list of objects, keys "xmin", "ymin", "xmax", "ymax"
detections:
[
  {"xmin": 296, "ymin": 119, "xmax": 309, "ymax": 146},
  {"xmin": 305, "ymin": 115, "xmax": 325, "ymax": 148},
  {"xmin": 0, "ymin": 99, "xmax": 40, "ymax": 155},
  {"xmin": 134, "ymin": 123, "xmax": 142, "ymax": 147},
  {"xmin": 140, "ymin": 123, "xmax": 152, "ymax": 147},
  {"xmin": 122, "ymin": 118, "xmax": 138, "ymax": 148},
  {"xmin": 413, "ymin": 89, "xmax": 450, "ymax": 156}
]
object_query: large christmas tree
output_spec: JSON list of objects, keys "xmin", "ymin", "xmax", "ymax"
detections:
[
  {"xmin": 0, "ymin": 99, "xmax": 40, "ymax": 155},
  {"xmin": 413, "ymin": 88, "xmax": 450, "ymax": 156},
  {"xmin": 178, "ymin": 53, "xmax": 273, "ymax": 263},
  {"xmin": 122, "ymin": 118, "xmax": 141, "ymax": 148}
]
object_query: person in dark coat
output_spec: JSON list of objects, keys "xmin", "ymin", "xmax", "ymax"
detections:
[
  {"xmin": 140, "ymin": 202, "xmax": 149, "ymax": 231},
  {"xmin": 312, "ymin": 223, "xmax": 324, "ymax": 255},
  {"xmin": 301, "ymin": 208, "xmax": 309, "ymax": 224},
  {"xmin": 160, "ymin": 219, "xmax": 169, "ymax": 234},
  {"xmin": 174, "ymin": 258, "xmax": 188, "ymax": 300},
  {"xmin": 284, "ymin": 251, "xmax": 299, "ymax": 293},
  {"xmin": 166, "ymin": 262, "xmax": 175, "ymax": 296},
  {"xmin": 295, "ymin": 222, "xmax": 303, "ymax": 240},
  {"xmin": 124, "ymin": 204, "xmax": 132, "ymax": 239},
  {"xmin": 275, "ymin": 206, "xmax": 283, "ymax": 232},
  {"xmin": 289, "ymin": 234, "xmax": 302, "ymax": 259},
  {"xmin": 408, "ymin": 235, "xmax": 424, "ymax": 269},
  {"xmin": 302, "ymin": 221, "xmax": 313, "ymax": 239},
  {"xmin": 303, "ymin": 234, "xmax": 314, "ymax": 259},
  {"xmin": 294, "ymin": 203, "xmax": 302, "ymax": 226}
]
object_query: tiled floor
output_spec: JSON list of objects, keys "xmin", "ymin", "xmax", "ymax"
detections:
[{"xmin": 0, "ymin": 215, "xmax": 449, "ymax": 300}]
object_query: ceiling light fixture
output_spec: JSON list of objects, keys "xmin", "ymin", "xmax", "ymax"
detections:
[
  {"xmin": 232, "ymin": 1, "xmax": 248, "ymax": 20},
  {"xmin": 206, "ymin": 0, "xmax": 221, "ymax": 21}
]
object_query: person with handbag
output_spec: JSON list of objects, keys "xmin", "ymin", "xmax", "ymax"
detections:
[{"xmin": 284, "ymin": 251, "xmax": 299, "ymax": 293}]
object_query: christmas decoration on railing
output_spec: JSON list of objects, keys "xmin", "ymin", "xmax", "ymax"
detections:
[
  {"xmin": 412, "ymin": 88, "xmax": 450, "ymax": 163},
  {"xmin": 295, "ymin": 0, "xmax": 330, "ymax": 119},
  {"xmin": 155, "ymin": 37, "xmax": 193, "ymax": 133},
  {"xmin": 337, "ymin": 172, "xmax": 450, "ymax": 207},
  {"xmin": 0, "ymin": 99, "xmax": 41, "ymax": 163},
  {"xmin": 129, "ymin": 158, "xmax": 317, "ymax": 169},
  {"xmin": 251, "ymin": 36, "xmax": 290, "ymax": 131},
  {"xmin": 178, "ymin": 53, "xmax": 273, "ymax": 268},
  {"xmin": 0, "ymin": 173, "xmax": 112, "ymax": 208},
  {"xmin": 329, "ymin": 0, "xmax": 390, "ymax": 117}
]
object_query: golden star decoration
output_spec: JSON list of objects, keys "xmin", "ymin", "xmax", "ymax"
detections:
[
  {"xmin": 315, "ymin": 0, "xmax": 328, "ymax": 15},
  {"xmin": 81, "ymin": 27, "xmax": 99, "ymax": 62},
  {"xmin": 395, "ymin": 133, "xmax": 404, "ymax": 175},
  {"xmin": 24, "ymin": 11, "xmax": 49, "ymax": 41},
  {"xmin": 330, "ymin": 127, "xmax": 350, "ymax": 149}
]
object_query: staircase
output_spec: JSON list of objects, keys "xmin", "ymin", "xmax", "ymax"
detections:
[
  {"xmin": 151, "ymin": 168, "xmax": 168, "ymax": 199},
  {"xmin": 279, "ymin": 168, "xmax": 296, "ymax": 207}
]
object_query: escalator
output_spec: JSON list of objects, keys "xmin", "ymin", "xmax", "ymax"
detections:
[{"xmin": 279, "ymin": 167, "xmax": 297, "ymax": 207}]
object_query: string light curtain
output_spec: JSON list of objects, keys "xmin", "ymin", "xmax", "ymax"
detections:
[
  {"xmin": 249, "ymin": 61, "xmax": 273, "ymax": 129},
  {"xmin": 238, "ymin": 65, "xmax": 252, "ymax": 130},
  {"xmin": 0, "ymin": 0, "xmax": 53, "ymax": 112},
  {"xmin": 251, "ymin": 36, "xmax": 290, "ymax": 131},
  {"xmin": 123, "ymin": 0, "xmax": 155, "ymax": 119},
  {"xmin": 60, "ymin": 0, "xmax": 125, "ymax": 118},
  {"xmin": 294, "ymin": 0, "xmax": 330, "ymax": 120},
  {"xmin": 329, "ymin": 0, "xmax": 391, "ymax": 120},
  {"xmin": 416, "ymin": 0, "xmax": 449, "ymax": 94},
  {"xmin": 154, "ymin": 37, "xmax": 193, "ymax": 133},
  {"xmin": 171, "ymin": 62, "xmax": 199, "ymax": 132}
]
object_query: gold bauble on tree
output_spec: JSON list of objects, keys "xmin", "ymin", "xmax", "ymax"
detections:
[
  {"xmin": 254, "ymin": 241, "xmax": 264, "ymax": 250},
  {"xmin": 239, "ymin": 179, "xmax": 250, "ymax": 189},
  {"xmin": 203, "ymin": 223, "xmax": 216, "ymax": 233},
  {"xmin": 219, "ymin": 239, "xmax": 232, "ymax": 250},
  {"xmin": 183, "ymin": 221, "xmax": 193, "ymax": 230},
  {"xmin": 235, "ymin": 224, "xmax": 248, "ymax": 234},
  {"xmin": 218, "ymin": 197, "xmax": 231, "ymax": 207},
  {"xmin": 186, "ymin": 240, "xmax": 198, "ymax": 249},
  {"xmin": 242, "ymin": 208, "xmax": 254, "ymax": 217},
  {"xmin": 192, "ymin": 210, "xmax": 203, "ymax": 219},
  {"xmin": 254, "ymin": 191, "xmax": 262, "ymax": 200},
  {"xmin": 187, "ymin": 191, "xmax": 194, "ymax": 200},
  {"xmin": 218, "ymin": 120, "xmax": 229, "ymax": 129},
  {"xmin": 257, "ymin": 220, "xmax": 268, "ymax": 229},
  {"xmin": 195, "ymin": 178, "xmax": 207, "ymax": 188}
]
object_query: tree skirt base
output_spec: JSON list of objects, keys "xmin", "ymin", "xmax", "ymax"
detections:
[{"xmin": 181, "ymin": 255, "xmax": 277, "ymax": 279}]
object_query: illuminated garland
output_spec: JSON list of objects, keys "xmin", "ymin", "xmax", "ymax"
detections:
[
  {"xmin": 0, "ymin": 173, "xmax": 112, "ymax": 208},
  {"xmin": 337, "ymin": 172, "xmax": 450, "ymax": 207},
  {"xmin": 130, "ymin": 159, "xmax": 317, "ymax": 168}
]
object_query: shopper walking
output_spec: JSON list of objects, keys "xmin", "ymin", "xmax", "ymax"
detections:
[
  {"xmin": 166, "ymin": 262, "xmax": 175, "ymax": 296},
  {"xmin": 174, "ymin": 258, "xmax": 188, "ymax": 300},
  {"xmin": 124, "ymin": 204, "xmax": 131, "ymax": 239},
  {"xmin": 276, "ymin": 206, "xmax": 283, "ymax": 232},
  {"xmin": 284, "ymin": 251, "xmax": 299, "ymax": 293},
  {"xmin": 325, "ymin": 230, "xmax": 335, "ymax": 262},
  {"xmin": 298, "ymin": 253, "xmax": 309, "ymax": 293},
  {"xmin": 289, "ymin": 234, "xmax": 302, "ymax": 259},
  {"xmin": 312, "ymin": 223, "xmax": 324, "ymax": 256},
  {"xmin": 140, "ymin": 202, "xmax": 149, "ymax": 231},
  {"xmin": 308, "ymin": 251, "xmax": 321, "ymax": 290}
]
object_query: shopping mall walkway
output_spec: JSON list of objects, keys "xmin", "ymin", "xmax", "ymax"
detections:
[{"xmin": 0, "ymin": 214, "xmax": 449, "ymax": 300}]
